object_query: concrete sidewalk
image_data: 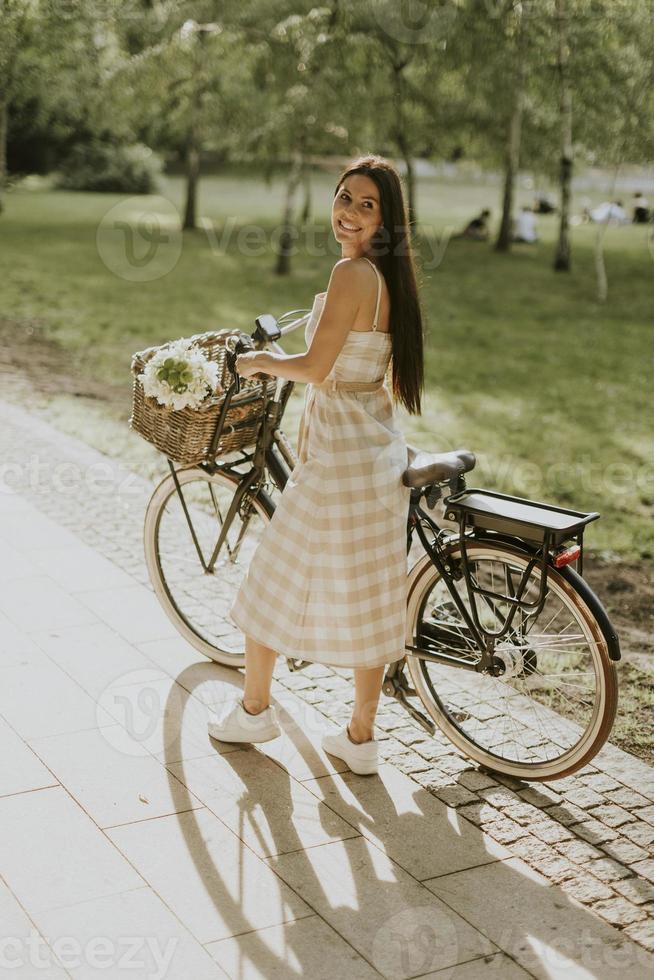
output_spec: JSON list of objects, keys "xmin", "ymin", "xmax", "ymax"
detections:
[{"xmin": 1, "ymin": 397, "xmax": 654, "ymax": 979}]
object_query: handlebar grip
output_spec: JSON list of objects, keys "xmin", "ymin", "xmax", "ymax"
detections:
[{"xmin": 225, "ymin": 335, "xmax": 257, "ymax": 392}]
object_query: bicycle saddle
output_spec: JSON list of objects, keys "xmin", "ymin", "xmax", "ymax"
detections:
[{"xmin": 402, "ymin": 444, "xmax": 476, "ymax": 488}]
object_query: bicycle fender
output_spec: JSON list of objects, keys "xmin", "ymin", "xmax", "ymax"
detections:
[{"xmin": 557, "ymin": 564, "xmax": 622, "ymax": 662}]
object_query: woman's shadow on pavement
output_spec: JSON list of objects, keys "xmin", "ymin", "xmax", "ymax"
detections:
[{"xmin": 162, "ymin": 665, "xmax": 653, "ymax": 979}]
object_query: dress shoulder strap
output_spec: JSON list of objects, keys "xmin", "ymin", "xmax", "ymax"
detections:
[{"xmin": 362, "ymin": 256, "xmax": 382, "ymax": 331}]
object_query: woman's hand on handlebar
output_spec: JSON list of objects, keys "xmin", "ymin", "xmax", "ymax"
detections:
[{"xmin": 235, "ymin": 349, "xmax": 270, "ymax": 380}]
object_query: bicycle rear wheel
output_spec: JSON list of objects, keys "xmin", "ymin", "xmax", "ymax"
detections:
[
  {"xmin": 144, "ymin": 466, "xmax": 273, "ymax": 665},
  {"xmin": 405, "ymin": 539, "xmax": 618, "ymax": 780}
]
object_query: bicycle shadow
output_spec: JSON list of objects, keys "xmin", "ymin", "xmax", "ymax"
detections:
[{"xmin": 160, "ymin": 663, "xmax": 653, "ymax": 979}]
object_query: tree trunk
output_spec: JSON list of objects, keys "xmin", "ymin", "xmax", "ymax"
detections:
[
  {"xmin": 593, "ymin": 224, "xmax": 608, "ymax": 303},
  {"xmin": 593, "ymin": 164, "xmax": 620, "ymax": 302},
  {"xmin": 0, "ymin": 95, "xmax": 8, "ymax": 215},
  {"xmin": 182, "ymin": 25, "xmax": 212, "ymax": 232},
  {"xmin": 275, "ymin": 150, "xmax": 303, "ymax": 276},
  {"xmin": 554, "ymin": 0, "xmax": 573, "ymax": 271},
  {"xmin": 495, "ymin": 108, "xmax": 522, "ymax": 252},
  {"xmin": 397, "ymin": 132, "xmax": 416, "ymax": 228},
  {"xmin": 183, "ymin": 139, "xmax": 200, "ymax": 231},
  {"xmin": 495, "ymin": 7, "xmax": 527, "ymax": 253},
  {"xmin": 405, "ymin": 155, "xmax": 416, "ymax": 228},
  {"xmin": 300, "ymin": 166, "xmax": 311, "ymax": 224},
  {"xmin": 391, "ymin": 56, "xmax": 417, "ymax": 228}
]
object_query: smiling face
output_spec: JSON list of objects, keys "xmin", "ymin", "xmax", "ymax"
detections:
[{"xmin": 331, "ymin": 173, "xmax": 383, "ymax": 258}]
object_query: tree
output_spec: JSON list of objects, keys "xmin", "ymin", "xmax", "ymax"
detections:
[
  {"xmin": 108, "ymin": 2, "xmax": 254, "ymax": 231},
  {"xmin": 0, "ymin": 0, "xmax": 28, "ymax": 210},
  {"xmin": 179, "ymin": 19, "xmax": 222, "ymax": 230},
  {"xmin": 232, "ymin": 0, "xmax": 357, "ymax": 274},
  {"xmin": 553, "ymin": 0, "xmax": 572, "ymax": 271},
  {"xmin": 0, "ymin": 0, "xmax": 51, "ymax": 211},
  {"xmin": 446, "ymin": 0, "xmax": 541, "ymax": 254},
  {"xmin": 337, "ymin": 0, "xmax": 461, "ymax": 227},
  {"xmin": 495, "ymin": 1, "xmax": 528, "ymax": 252},
  {"xmin": 557, "ymin": 0, "xmax": 654, "ymax": 294},
  {"xmin": 248, "ymin": 3, "xmax": 344, "ymax": 273},
  {"xmin": 2, "ymin": 1, "xmax": 143, "ymax": 207}
]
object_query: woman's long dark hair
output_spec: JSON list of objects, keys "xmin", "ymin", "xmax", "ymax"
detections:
[{"xmin": 334, "ymin": 154, "xmax": 424, "ymax": 416}]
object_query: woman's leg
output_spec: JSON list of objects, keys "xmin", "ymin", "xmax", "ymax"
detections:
[
  {"xmin": 242, "ymin": 635, "xmax": 278, "ymax": 714},
  {"xmin": 349, "ymin": 665, "xmax": 385, "ymax": 743}
]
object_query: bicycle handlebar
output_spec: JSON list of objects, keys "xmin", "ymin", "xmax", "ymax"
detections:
[{"xmin": 227, "ymin": 308, "xmax": 312, "ymax": 383}]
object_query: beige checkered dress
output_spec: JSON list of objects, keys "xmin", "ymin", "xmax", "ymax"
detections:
[{"xmin": 229, "ymin": 258, "xmax": 412, "ymax": 669}]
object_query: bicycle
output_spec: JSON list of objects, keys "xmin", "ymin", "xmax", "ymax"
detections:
[{"xmin": 142, "ymin": 304, "xmax": 620, "ymax": 782}]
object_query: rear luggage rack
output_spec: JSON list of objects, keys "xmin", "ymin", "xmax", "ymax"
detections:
[
  {"xmin": 441, "ymin": 487, "xmax": 600, "ymax": 646},
  {"xmin": 444, "ymin": 488, "xmax": 599, "ymax": 547}
]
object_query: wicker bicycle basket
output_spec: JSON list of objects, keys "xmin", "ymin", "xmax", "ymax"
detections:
[{"xmin": 129, "ymin": 329, "xmax": 279, "ymax": 465}]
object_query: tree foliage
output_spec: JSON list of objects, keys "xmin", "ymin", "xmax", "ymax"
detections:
[{"xmin": 2, "ymin": 0, "xmax": 653, "ymax": 251}]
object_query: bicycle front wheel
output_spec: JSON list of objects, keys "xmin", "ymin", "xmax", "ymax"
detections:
[
  {"xmin": 144, "ymin": 465, "xmax": 274, "ymax": 665},
  {"xmin": 405, "ymin": 539, "xmax": 618, "ymax": 781}
]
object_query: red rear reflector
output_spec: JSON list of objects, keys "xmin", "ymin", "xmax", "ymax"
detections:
[{"xmin": 553, "ymin": 544, "xmax": 581, "ymax": 568}]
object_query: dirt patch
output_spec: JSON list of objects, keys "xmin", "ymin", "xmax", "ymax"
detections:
[
  {"xmin": 583, "ymin": 556, "xmax": 654, "ymax": 766},
  {"xmin": 0, "ymin": 316, "xmax": 128, "ymax": 405},
  {"xmin": 584, "ymin": 555, "xmax": 654, "ymax": 667}
]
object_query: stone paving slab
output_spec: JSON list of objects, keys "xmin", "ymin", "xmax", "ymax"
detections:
[
  {"xmin": 1, "ymin": 398, "xmax": 654, "ymax": 977},
  {"xmin": 424, "ymin": 857, "xmax": 652, "ymax": 979}
]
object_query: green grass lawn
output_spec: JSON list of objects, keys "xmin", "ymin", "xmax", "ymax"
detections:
[{"xmin": 1, "ymin": 170, "xmax": 652, "ymax": 558}]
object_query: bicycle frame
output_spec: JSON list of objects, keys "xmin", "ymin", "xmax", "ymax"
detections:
[
  {"xmin": 413, "ymin": 495, "xmax": 546, "ymax": 656},
  {"xmin": 161, "ymin": 304, "xmax": 611, "ymax": 692}
]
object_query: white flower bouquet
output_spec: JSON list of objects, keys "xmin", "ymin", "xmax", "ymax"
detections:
[{"xmin": 138, "ymin": 337, "xmax": 221, "ymax": 411}]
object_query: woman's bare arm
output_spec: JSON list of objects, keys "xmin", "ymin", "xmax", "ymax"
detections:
[{"xmin": 237, "ymin": 258, "xmax": 367, "ymax": 384}]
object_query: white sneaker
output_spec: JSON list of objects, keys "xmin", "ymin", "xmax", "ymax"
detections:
[
  {"xmin": 321, "ymin": 725, "xmax": 379, "ymax": 775},
  {"xmin": 207, "ymin": 697, "xmax": 282, "ymax": 744}
]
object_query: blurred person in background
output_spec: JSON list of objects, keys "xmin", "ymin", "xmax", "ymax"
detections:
[
  {"xmin": 513, "ymin": 205, "xmax": 539, "ymax": 243},
  {"xmin": 588, "ymin": 200, "xmax": 629, "ymax": 224},
  {"xmin": 453, "ymin": 207, "xmax": 491, "ymax": 240},
  {"xmin": 632, "ymin": 191, "xmax": 650, "ymax": 223}
]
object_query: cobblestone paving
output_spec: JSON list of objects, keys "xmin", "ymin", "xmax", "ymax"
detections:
[{"xmin": 2, "ymin": 398, "xmax": 654, "ymax": 954}]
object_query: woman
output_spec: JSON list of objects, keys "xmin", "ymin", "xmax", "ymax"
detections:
[{"xmin": 207, "ymin": 154, "xmax": 424, "ymax": 775}]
